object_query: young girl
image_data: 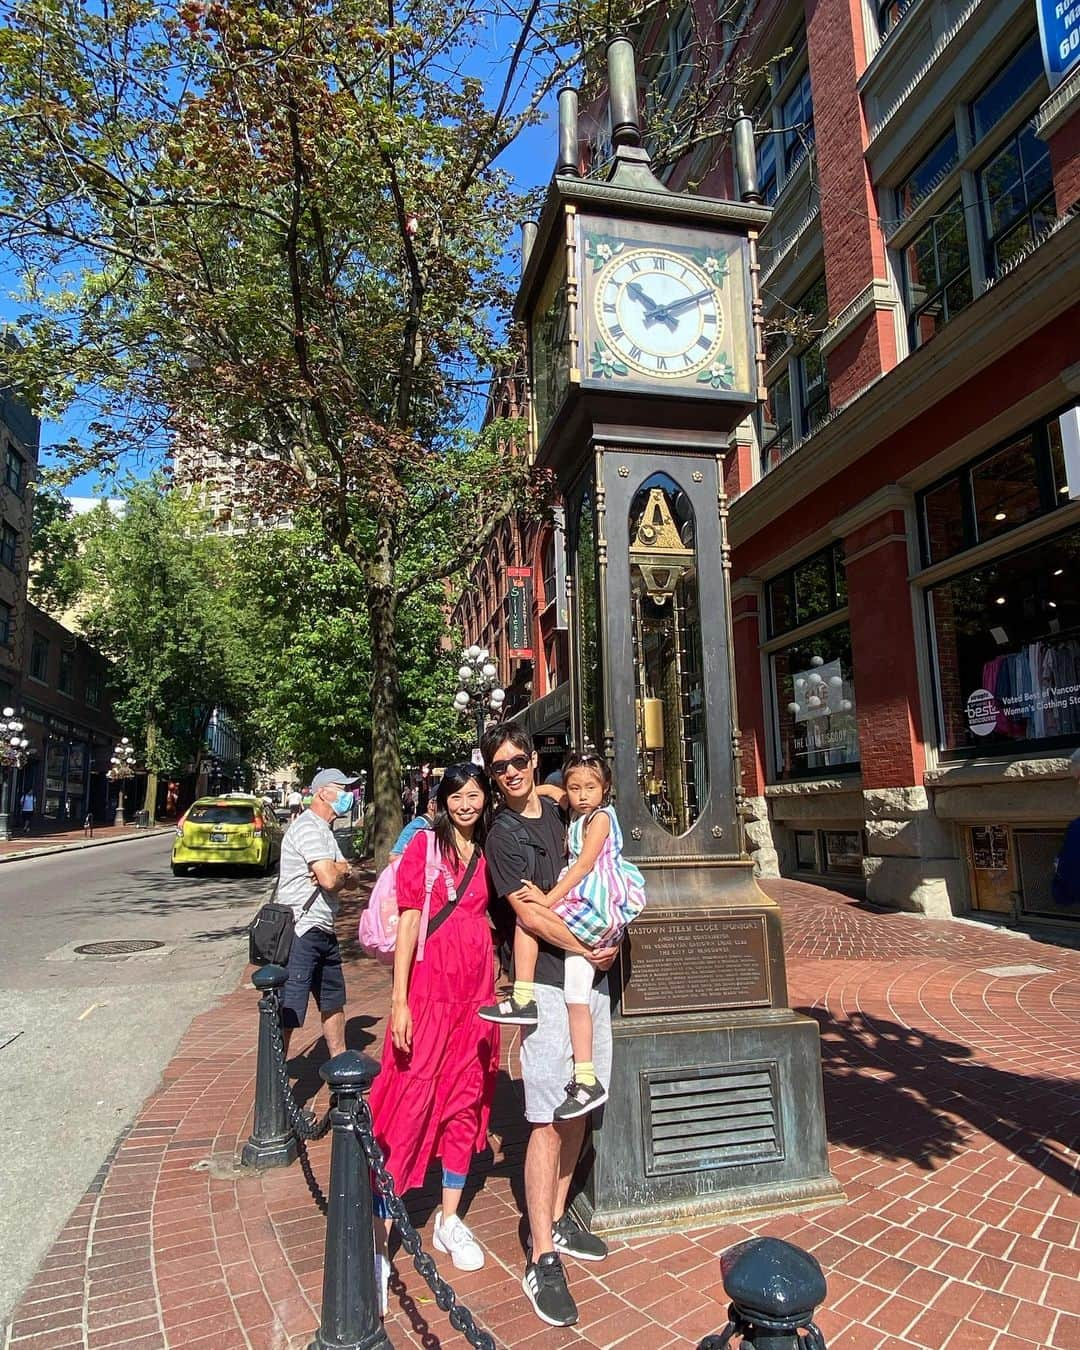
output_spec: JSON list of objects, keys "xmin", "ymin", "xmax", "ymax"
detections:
[{"xmin": 479, "ymin": 751, "xmax": 646, "ymax": 1120}]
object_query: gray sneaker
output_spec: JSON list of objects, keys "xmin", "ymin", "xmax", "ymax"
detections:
[
  {"xmin": 553, "ymin": 1078, "xmax": 608, "ymax": 1120},
  {"xmin": 522, "ymin": 1252, "xmax": 578, "ymax": 1326},
  {"xmin": 552, "ymin": 1212, "xmax": 608, "ymax": 1263}
]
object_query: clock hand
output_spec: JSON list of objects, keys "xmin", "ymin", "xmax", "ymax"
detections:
[
  {"xmin": 643, "ymin": 288, "xmax": 715, "ymax": 326},
  {"xmin": 626, "ymin": 281, "xmax": 678, "ymax": 331}
]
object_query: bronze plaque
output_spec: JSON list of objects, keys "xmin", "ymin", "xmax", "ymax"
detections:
[{"xmin": 620, "ymin": 913, "xmax": 771, "ymax": 1015}]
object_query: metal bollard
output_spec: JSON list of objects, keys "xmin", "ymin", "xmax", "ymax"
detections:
[
  {"xmin": 309, "ymin": 1051, "xmax": 387, "ymax": 1350},
  {"xmin": 697, "ymin": 1237, "xmax": 828, "ymax": 1350},
  {"xmin": 240, "ymin": 964, "xmax": 298, "ymax": 1170}
]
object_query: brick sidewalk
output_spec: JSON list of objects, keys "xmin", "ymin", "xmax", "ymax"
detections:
[
  {"xmin": 0, "ymin": 822, "xmax": 174, "ymax": 860},
  {"xmin": 5, "ymin": 878, "xmax": 1079, "ymax": 1350}
]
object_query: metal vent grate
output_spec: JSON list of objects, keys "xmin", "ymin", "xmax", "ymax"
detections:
[{"xmin": 642, "ymin": 1062, "xmax": 782, "ymax": 1176}]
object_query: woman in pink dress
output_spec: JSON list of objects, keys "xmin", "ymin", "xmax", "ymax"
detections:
[{"xmin": 369, "ymin": 762, "xmax": 499, "ymax": 1286}]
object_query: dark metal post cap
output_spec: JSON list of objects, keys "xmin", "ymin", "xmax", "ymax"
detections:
[
  {"xmin": 720, "ymin": 1237, "xmax": 827, "ymax": 1321},
  {"xmin": 252, "ymin": 964, "xmax": 289, "ymax": 990},
  {"xmin": 319, "ymin": 1050, "xmax": 380, "ymax": 1091}
]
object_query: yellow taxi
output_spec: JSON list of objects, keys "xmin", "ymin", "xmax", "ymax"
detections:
[{"xmin": 171, "ymin": 794, "xmax": 284, "ymax": 876}]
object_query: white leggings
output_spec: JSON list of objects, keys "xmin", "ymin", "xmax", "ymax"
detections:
[{"xmin": 563, "ymin": 953, "xmax": 593, "ymax": 1005}]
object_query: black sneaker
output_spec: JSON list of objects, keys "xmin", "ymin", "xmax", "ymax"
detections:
[
  {"xmin": 521, "ymin": 1252, "xmax": 578, "ymax": 1326},
  {"xmin": 553, "ymin": 1078, "xmax": 608, "ymax": 1120},
  {"xmin": 478, "ymin": 996, "xmax": 538, "ymax": 1025},
  {"xmin": 552, "ymin": 1212, "xmax": 608, "ymax": 1263}
]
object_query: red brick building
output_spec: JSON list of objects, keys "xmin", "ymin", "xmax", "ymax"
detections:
[{"xmin": 454, "ymin": 0, "xmax": 1080, "ymax": 926}]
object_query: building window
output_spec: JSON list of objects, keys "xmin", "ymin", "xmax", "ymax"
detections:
[
  {"xmin": 761, "ymin": 274, "xmax": 829, "ymax": 470},
  {"xmin": 902, "ymin": 195, "xmax": 973, "ymax": 350},
  {"xmin": 779, "ymin": 67, "xmax": 814, "ymax": 175},
  {"xmin": 761, "ymin": 368, "xmax": 793, "ymax": 471},
  {"xmin": 0, "ymin": 600, "xmax": 11, "ymax": 646},
  {"xmin": 876, "ymin": 0, "xmax": 911, "ymax": 38},
  {"xmin": 30, "ymin": 633, "xmax": 48, "ymax": 682},
  {"xmin": 771, "ymin": 622, "xmax": 859, "ymax": 779},
  {"xmin": 4, "ymin": 447, "xmax": 25, "ymax": 496},
  {"xmin": 794, "ymin": 830, "xmax": 818, "ymax": 870},
  {"xmin": 0, "ymin": 521, "xmax": 16, "ymax": 570},
  {"xmin": 654, "ymin": 7, "xmax": 695, "ymax": 112},
  {"xmin": 755, "ymin": 104, "xmax": 779, "ymax": 206},
  {"xmin": 927, "ymin": 524, "xmax": 1080, "ymax": 757},
  {"xmin": 767, "ymin": 542, "xmax": 847, "ymax": 637},
  {"xmin": 970, "ymin": 37, "xmax": 1044, "ymax": 142},
  {"xmin": 59, "ymin": 649, "xmax": 75, "ymax": 696},
  {"xmin": 919, "ymin": 414, "xmax": 1067, "ymax": 565},
  {"xmin": 978, "ymin": 125, "xmax": 1054, "ymax": 278},
  {"xmin": 86, "ymin": 669, "xmax": 103, "ymax": 708},
  {"xmin": 897, "ymin": 130, "xmax": 960, "ymax": 221}
]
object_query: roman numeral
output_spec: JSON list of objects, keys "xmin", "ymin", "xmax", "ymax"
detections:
[
  {"xmin": 653, "ymin": 256, "xmax": 666, "ymax": 270},
  {"xmin": 603, "ymin": 302, "xmax": 617, "ymax": 314},
  {"xmin": 696, "ymin": 335, "xmax": 712, "ymax": 350},
  {"xmin": 656, "ymin": 355, "xmax": 668, "ymax": 371},
  {"xmin": 630, "ymin": 344, "xmax": 642, "ymax": 361},
  {"xmin": 703, "ymin": 310, "xmax": 717, "ymax": 327},
  {"xmin": 628, "ymin": 259, "xmax": 641, "ymax": 273},
  {"xmin": 682, "ymin": 352, "xmax": 695, "ymax": 367},
  {"xmin": 609, "ymin": 323, "xmax": 624, "ymax": 339}
]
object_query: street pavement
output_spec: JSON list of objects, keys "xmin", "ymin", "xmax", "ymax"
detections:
[
  {"xmin": 0, "ymin": 834, "xmax": 271, "ymax": 1337},
  {"xmin": 4, "ymin": 873, "xmax": 1080, "ymax": 1350}
]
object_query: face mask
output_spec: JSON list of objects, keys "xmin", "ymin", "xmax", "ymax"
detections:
[{"xmin": 331, "ymin": 790, "xmax": 353, "ymax": 817}]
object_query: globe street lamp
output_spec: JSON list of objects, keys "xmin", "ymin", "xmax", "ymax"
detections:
[
  {"xmin": 107, "ymin": 737, "xmax": 137, "ymax": 827},
  {"xmin": 453, "ymin": 646, "xmax": 506, "ymax": 749},
  {"xmin": 0, "ymin": 707, "xmax": 30, "ymax": 841}
]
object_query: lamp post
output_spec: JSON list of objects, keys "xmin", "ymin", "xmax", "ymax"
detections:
[
  {"xmin": 0, "ymin": 707, "xmax": 30, "ymax": 841},
  {"xmin": 453, "ymin": 647, "xmax": 506, "ymax": 750},
  {"xmin": 107, "ymin": 737, "xmax": 137, "ymax": 827}
]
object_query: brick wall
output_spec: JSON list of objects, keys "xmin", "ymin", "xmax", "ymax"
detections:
[{"xmin": 1047, "ymin": 110, "xmax": 1080, "ymax": 214}]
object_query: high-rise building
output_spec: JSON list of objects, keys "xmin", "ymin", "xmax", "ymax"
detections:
[{"xmin": 457, "ymin": 0, "xmax": 1080, "ymax": 926}]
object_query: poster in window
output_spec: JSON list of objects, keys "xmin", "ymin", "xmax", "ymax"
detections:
[
  {"xmin": 784, "ymin": 654, "xmax": 857, "ymax": 767},
  {"xmin": 971, "ymin": 825, "xmax": 1009, "ymax": 870}
]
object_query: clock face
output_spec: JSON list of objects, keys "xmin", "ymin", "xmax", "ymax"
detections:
[{"xmin": 594, "ymin": 247, "xmax": 724, "ymax": 379}]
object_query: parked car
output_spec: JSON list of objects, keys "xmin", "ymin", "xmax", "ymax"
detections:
[{"xmin": 171, "ymin": 794, "xmax": 284, "ymax": 876}]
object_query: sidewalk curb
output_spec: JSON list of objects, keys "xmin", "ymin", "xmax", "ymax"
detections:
[{"xmin": 0, "ymin": 825, "xmax": 175, "ymax": 864}]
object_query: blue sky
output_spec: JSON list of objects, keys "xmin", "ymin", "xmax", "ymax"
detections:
[{"xmin": 1, "ymin": 17, "xmax": 563, "ymax": 495}]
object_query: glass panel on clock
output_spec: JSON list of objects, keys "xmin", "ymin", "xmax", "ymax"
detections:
[
  {"xmin": 575, "ymin": 485, "xmax": 603, "ymax": 752},
  {"xmin": 628, "ymin": 475, "xmax": 709, "ymax": 836}
]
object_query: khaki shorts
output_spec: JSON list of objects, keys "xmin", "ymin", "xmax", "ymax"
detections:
[{"xmin": 520, "ymin": 979, "xmax": 613, "ymax": 1124}]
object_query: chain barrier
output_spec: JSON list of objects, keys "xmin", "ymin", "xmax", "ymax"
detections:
[
  {"xmin": 262, "ymin": 988, "xmax": 333, "ymax": 1213},
  {"xmin": 348, "ymin": 1094, "xmax": 498, "ymax": 1350}
]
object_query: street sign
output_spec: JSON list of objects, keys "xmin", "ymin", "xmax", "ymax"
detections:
[
  {"xmin": 1037, "ymin": 0, "xmax": 1080, "ymax": 88},
  {"xmin": 506, "ymin": 566, "xmax": 533, "ymax": 658}
]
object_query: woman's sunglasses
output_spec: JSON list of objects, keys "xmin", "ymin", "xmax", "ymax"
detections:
[{"xmin": 489, "ymin": 753, "xmax": 531, "ymax": 777}]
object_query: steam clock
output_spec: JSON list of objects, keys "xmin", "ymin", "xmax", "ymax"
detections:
[{"xmin": 517, "ymin": 39, "xmax": 841, "ymax": 1233}]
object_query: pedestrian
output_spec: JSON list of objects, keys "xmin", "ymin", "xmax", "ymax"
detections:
[
  {"xmin": 20, "ymin": 788, "xmax": 34, "ymax": 833},
  {"xmin": 480, "ymin": 749, "xmax": 646, "ymax": 1121},
  {"xmin": 401, "ymin": 783, "xmax": 416, "ymax": 822},
  {"xmin": 368, "ymin": 763, "xmax": 499, "ymax": 1305},
  {"xmin": 389, "ymin": 791, "xmax": 438, "ymax": 858},
  {"xmin": 1051, "ymin": 748, "xmax": 1080, "ymax": 907},
  {"xmin": 480, "ymin": 724, "xmax": 616, "ymax": 1328},
  {"xmin": 287, "ymin": 785, "xmax": 303, "ymax": 820},
  {"xmin": 277, "ymin": 768, "xmax": 357, "ymax": 1059}
]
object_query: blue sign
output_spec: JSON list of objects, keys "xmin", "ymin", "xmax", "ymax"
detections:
[{"xmin": 1037, "ymin": 0, "xmax": 1080, "ymax": 88}]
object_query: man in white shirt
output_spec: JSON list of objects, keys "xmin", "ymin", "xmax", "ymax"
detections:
[
  {"xmin": 287, "ymin": 786, "xmax": 303, "ymax": 820},
  {"xmin": 278, "ymin": 768, "xmax": 357, "ymax": 1056}
]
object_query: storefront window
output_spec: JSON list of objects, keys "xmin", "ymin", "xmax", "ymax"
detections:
[
  {"xmin": 771, "ymin": 622, "xmax": 859, "ymax": 779},
  {"xmin": 928, "ymin": 525, "xmax": 1080, "ymax": 755},
  {"xmin": 971, "ymin": 432, "xmax": 1042, "ymax": 542}
]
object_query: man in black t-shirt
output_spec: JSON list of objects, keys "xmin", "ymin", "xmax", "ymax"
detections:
[{"xmin": 482, "ymin": 724, "xmax": 617, "ymax": 1329}]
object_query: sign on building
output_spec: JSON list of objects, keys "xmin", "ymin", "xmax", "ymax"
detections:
[
  {"xmin": 506, "ymin": 566, "xmax": 534, "ymax": 659},
  {"xmin": 1037, "ymin": 0, "xmax": 1080, "ymax": 88}
]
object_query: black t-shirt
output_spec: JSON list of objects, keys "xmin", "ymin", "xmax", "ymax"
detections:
[{"xmin": 486, "ymin": 797, "xmax": 596, "ymax": 989}]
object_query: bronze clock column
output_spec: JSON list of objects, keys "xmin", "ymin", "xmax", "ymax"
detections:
[{"xmin": 516, "ymin": 43, "xmax": 841, "ymax": 1234}]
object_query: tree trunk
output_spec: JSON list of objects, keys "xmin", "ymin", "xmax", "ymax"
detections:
[
  {"xmin": 142, "ymin": 718, "xmax": 159, "ymax": 826},
  {"xmin": 368, "ymin": 576, "xmax": 402, "ymax": 869}
]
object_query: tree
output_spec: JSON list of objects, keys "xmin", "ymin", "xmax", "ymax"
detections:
[
  {"xmin": 28, "ymin": 484, "xmax": 85, "ymax": 615},
  {"xmin": 75, "ymin": 481, "xmax": 270, "ymax": 820},
  {"xmin": 0, "ymin": 0, "xmax": 762, "ymax": 857}
]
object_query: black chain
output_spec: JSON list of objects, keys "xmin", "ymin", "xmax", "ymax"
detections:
[
  {"xmin": 266, "ymin": 989, "xmax": 333, "ymax": 1141},
  {"xmin": 348, "ymin": 1095, "xmax": 498, "ymax": 1350}
]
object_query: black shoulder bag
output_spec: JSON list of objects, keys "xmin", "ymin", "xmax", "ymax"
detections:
[
  {"xmin": 423, "ymin": 848, "xmax": 482, "ymax": 944},
  {"xmin": 249, "ymin": 885, "xmax": 321, "ymax": 966}
]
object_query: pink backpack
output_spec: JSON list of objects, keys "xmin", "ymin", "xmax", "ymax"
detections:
[{"xmin": 358, "ymin": 830, "xmax": 454, "ymax": 966}]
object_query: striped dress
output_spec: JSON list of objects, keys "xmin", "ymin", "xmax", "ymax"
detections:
[{"xmin": 555, "ymin": 805, "xmax": 647, "ymax": 947}]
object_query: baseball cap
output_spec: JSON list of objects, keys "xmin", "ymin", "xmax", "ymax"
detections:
[{"xmin": 310, "ymin": 768, "xmax": 360, "ymax": 792}]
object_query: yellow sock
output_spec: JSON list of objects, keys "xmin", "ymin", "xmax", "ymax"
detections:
[
  {"xmin": 575, "ymin": 1061, "xmax": 597, "ymax": 1086},
  {"xmin": 512, "ymin": 980, "xmax": 535, "ymax": 1007}
]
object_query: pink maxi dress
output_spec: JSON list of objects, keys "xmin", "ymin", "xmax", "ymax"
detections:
[{"xmin": 368, "ymin": 831, "xmax": 500, "ymax": 1192}]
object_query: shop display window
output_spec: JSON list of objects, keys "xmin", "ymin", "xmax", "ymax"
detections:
[
  {"xmin": 771, "ymin": 621, "xmax": 859, "ymax": 779},
  {"xmin": 928, "ymin": 524, "xmax": 1080, "ymax": 756},
  {"xmin": 794, "ymin": 831, "xmax": 818, "ymax": 870}
]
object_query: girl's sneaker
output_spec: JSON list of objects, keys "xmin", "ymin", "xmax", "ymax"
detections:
[
  {"xmin": 478, "ymin": 995, "xmax": 538, "ymax": 1025},
  {"xmin": 375, "ymin": 1252, "xmax": 389, "ymax": 1317},
  {"xmin": 553, "ymin": 1079, "xmax": 608, "ymax": 1120},
  {"xmin": 432, "ymin": 1210, "xmax": 485, "ymax": 1271}
]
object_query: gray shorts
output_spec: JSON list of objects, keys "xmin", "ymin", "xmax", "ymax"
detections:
[{"xmin": 520, "ymin": 979, "xmax": 612, "ymax": 1124}]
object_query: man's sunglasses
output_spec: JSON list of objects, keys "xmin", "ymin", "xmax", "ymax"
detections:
[{"xmin": 489, "ymin": 753, "xmax": 531, "ymax": 777}]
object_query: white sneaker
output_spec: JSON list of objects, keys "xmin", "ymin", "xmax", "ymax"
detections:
[
  {"xmin": 375, "ymin": 1251, "xmax": 389, "ymax": 1317},
  {"xmin": 432, "ymin": 1209, "xmax": 485, "ymax": 1271}
]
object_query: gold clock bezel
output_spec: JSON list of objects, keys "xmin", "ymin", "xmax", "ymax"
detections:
[{"xmin": 592, "ymin": 245, "xmax": 725, "ymax": 380}]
